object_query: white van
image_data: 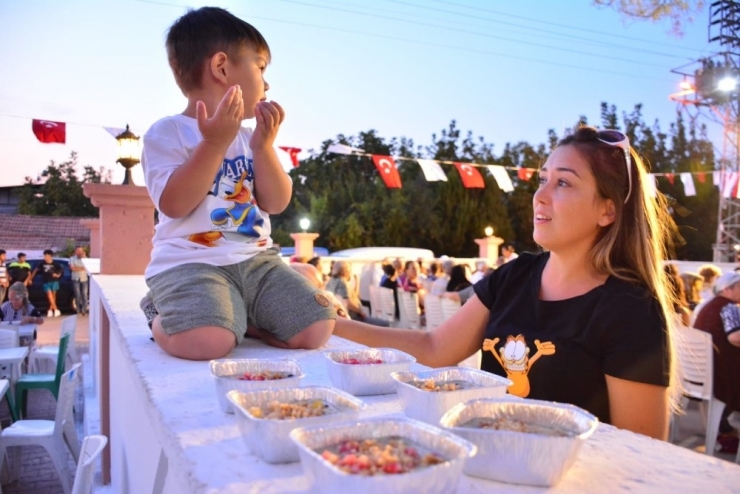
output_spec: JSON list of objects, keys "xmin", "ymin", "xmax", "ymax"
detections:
[{"xmin": 330, "ymin": 247, "xmax": 436, "ymax": 261}]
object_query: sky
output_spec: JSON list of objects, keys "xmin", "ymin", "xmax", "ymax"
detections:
[{"xmin": 0, "ymin": 0, "xmax": 721, "ymax": 187}]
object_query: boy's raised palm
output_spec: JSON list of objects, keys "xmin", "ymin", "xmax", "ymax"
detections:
[
  {"xmin": 196, "ymin": 85, "xmax": 244, "ymax": 149},
  {"xmin": 250, "ymin": 101, "xmax": 285, "ymax": 151}
]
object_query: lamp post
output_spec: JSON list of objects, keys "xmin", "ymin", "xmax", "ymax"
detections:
[
  {"xmin": 299, "ymin": 217, "xmax": 310, "ymax": 232},
  {"xmin": 115, "ymin": 125, "xmax": 141, "ymax": 185}
]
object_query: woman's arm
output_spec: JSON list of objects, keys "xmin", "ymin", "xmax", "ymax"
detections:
[
  {"xmin": 605, "ymin": 375, "xmax": 669, "ymax": 440},
  {"xmin": 334, "ymin": 295, "xmax": 489, "ymax": 367}
]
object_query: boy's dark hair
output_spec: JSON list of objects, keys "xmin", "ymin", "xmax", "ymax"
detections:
[
  {"xmin": 166, "ymin": 7, "xmax": 271, "ymax": 94},
  {"xmin": 0, "ymin": 249, "xmax": 5, "ymax": 255},
  {"xmin": 43, "ymin": 249, "xmax": 54, "ymax": 256},
  {"xmin": 18, "ymin": 252, "xmax": 26, "ymax": 259},
  {"xmin": 383, "ymin": 264, "xmax": 396, "ymax": 277}
]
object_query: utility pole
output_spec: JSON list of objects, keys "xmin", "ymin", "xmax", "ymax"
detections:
[{"xmin": 670, "ymin": 0, "xmax": 740, "ymax": 262}]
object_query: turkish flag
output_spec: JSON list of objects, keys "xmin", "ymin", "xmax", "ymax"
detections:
[
  {"xmin": 697, "ymin": 172, "xmax": 706, "ymax": 183},
  {"xmin": 371, "ymin": 155, "xmax": 402, "ymax": 188},
  {"xmin": 518, "ymin": 167, "xmax": 535, "ymax": 181},
  {"xmin": 665, "ymin": 173, "xmax": 675, "ymax": 185},
  {"xmin": 32, "ymin": 119, "xmax": 66, "ymax": 144},
  {"xmin": 453, "ymin": 162, "xmax": 485, "ymax": 188},
  {"xmin": 279, "ymin": 146, "xmax": 301, "ymax": 167}
]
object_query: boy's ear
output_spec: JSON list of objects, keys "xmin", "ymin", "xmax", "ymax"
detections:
[{"xmin": 209, "ymin": 51, "xmax": 230, "ymax": 84}]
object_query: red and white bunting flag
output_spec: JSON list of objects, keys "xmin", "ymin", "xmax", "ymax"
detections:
[
  {"xmin": 680, "ymin": 173, "xmax": 696, "ymax": 197},
  {"xmin": 416, "ymin": 159, "xmax": 448, "ymax": 181},
  {"xmin": 646, "ymin": 174, "xmax": 657, "ymax": 198},
  {"xmin": 279, "ymin": 146, "xmax": 302, "ymax": 167},
  {"xmin": 665, "ymin": 173, "xmax": 675, "ymax": 185},
  {"xmin": 371, "ymin": 155, "xmax": 402, "ymax": 188},
  {"xmin": 32, "ymin": 119, "xmax": 66, "ymax": 144},
  {"xmin": 714, "ymin": 171, "xmax": 722, "ymax": 187},
  {"xmin": 697, "ymin": 172, "xmax": 706, "ymax": 183},
  {"xmin": 453, "ymin": 163, "xmax": 485, "ymax": 188},
  {"xmin": 723, "ymin": 172, "xmax": 738, "ymax": 198},
  {"xmin": 518, "ymin": 167, "xmax": 535, "ymax": 181},
  {"xmin": 486, "ymin": 165, "xmax": 514, "ymax": 192}
]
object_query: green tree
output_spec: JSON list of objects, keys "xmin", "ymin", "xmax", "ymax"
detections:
[{"xmin": 16, "ymin": 151, "xmax": 111, "ymax": 217}]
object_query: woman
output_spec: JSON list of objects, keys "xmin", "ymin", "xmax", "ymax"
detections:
[
  {"xmin": 446, "ymin": 264, "xmax": 472, "ymax": 292},
  {"xmin": 335, "ymin": 127, "xmax": 677, "ymax": 440},
  {"xmin": 679, "ymin": 271, "xmax": 703, "ymax": 311},
  {"xmin": 325, "ymin": 261, "xmax": 389, "ymax": 327},
  {"xmin": 665, "ymin": 264, "xmax": 691, "ymax": 326},
  {"xmin": 0, "ymin": 282, "xmax": 44, "ymax": 325}
]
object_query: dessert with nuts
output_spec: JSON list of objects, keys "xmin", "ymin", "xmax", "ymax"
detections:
[
  {"xmin": 408, "ymin": 378, "xmax": 479, "ymax": 392},
  {"xmin": 318, "ymin": 436, "xmax": 446, "ymax": 475},
  {"xmin": 248, "ymin": 399, "xmax": 338, "ymax": 420},
  {"xmin": 461, "ymin": 416, "xmax": 573, "ymax": 437}
]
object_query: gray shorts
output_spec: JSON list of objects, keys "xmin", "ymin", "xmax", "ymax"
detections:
[{"xmin": 146, "ymin": 249, "xmax": 336, "ymax": 344}]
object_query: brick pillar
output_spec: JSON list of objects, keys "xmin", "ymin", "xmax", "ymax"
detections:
[
  {"xmin": 474, "ymin": 235, "xmax": 504, "ymax": 265},
  {"xmin": 289, "ymin": 232, "xmax": 320, "ymax": 260},
  {"xmin": 82, "ymin": 184, "xmax": 154, "ymax": 275},
  {"xmin": 80, "ymin": 218, "xmax": 101, "ymax": 258}
]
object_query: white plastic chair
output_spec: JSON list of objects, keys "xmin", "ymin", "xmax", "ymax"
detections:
[
  {"xmin": 670, "ymin": 324, "xmax": 726, "ymax": 457},
  {"xmin": 0, "ymin": 330, "xmax": 18, "ymax": 349},
  {"xmin": 0, "ymin": 363, "xmax": 81, "ymax": 494},
  {"xmin": 71, "ymin": 435, "xmax": 108, "ymax": 494},
  {"xmin": 398, "ymin": 291, "xmax": 421, "ymax": 330},
  {"xmin": 441, "ymin": 297, "xmax": 462, "ymax": 320},
  {"xmin": 29, "ymin": 315, "xmax": 77, "ymax": 373},
  {"xmin": 368, "ymin": 285, "xmax": 384, "ymax": 320},
  {"xmin": 424, "ymin": 294, "xmax": 445, "ymax": 331},
  {"xmin": 377, "ymin": 287, "xmax": 397, "ymax": 325}
]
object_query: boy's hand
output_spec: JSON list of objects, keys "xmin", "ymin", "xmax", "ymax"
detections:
[
  {"xmin": 196, "ymin": 85, "xmax": 244, "ymax": 149},
  {"xmin": 250, "ymin": 101, "xmax": 285, "ymax": 151}
]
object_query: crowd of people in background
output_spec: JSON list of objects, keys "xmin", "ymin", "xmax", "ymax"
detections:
[{"xmin": 0, "ymin": 246, "xmax": 90, "ymax": 323}]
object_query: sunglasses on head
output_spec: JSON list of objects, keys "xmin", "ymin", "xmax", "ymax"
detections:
[{"xmin": 596, "ymin": 129, "xmax": 632, "ymax": 204}]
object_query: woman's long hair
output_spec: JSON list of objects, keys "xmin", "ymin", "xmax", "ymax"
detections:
[{"xmin": 558, "ymin": 126, "xmax": 681, "ymax": 410}]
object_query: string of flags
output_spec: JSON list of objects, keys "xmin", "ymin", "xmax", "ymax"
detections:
[{"xmin": 27, "ymin": 117, "xmax": 730, "ymax": 198}]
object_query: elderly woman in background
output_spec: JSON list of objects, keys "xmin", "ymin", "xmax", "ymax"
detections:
[
  {"xmin": 325, "ymin": 261, "xmax": 389, "ymax": 326},
  {"xmin": 0, "ymin": 282, "xmax": 44, "ymax": 325}
]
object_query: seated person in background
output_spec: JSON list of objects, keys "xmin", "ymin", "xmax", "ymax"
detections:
[
  {"xmin": 0, "ymin": 282, "xmax": 44, "ymax": 325},
  {"xmin": 698, "ymin": 264, "xmax": 722, "ymax": 302},
  {"xmin": 680, "ymin": 271, "xmax": 703, "ymax": 311},
  {"xmin": 496, "ymin": 243, "xmax": 518, "ymax": 266},
  {"xmin": 8, "ymin": 253, "xmax": 32, "ymax": 287},
  {"xmin": 380, "ymin": 264, "xmax": 400, "ymax": 320},
  {"xmin": 447, "ymin": 264, "xmax": 472, "ymax": 292},
  {"xmin": 426, "ymin": 262, "xmax": 440, "ymax": 282},
  {"xmin": 430, "ymin": 258, "xmax": 454, "ymax": 295},
  {"xmin": 664, "ymin": 264, "xmax": 691, "ymax": 326},
  {"xmin": 469, "ymin": 260, "xmax": 488, "ymax": 284},
  {"xmin": 325, "ymin": 261, "xmax": 389, "ymax": 326},
  {"xmin": 401, "ymin": 260, "xmax": 426, "ymax": 309},
  {"xmin": 694, "ymin": 271, "xmax": 740, "ymax": 446},
  {"xmin": 359, "ymin": 261, "xmax": 383, "ymax": 314}
]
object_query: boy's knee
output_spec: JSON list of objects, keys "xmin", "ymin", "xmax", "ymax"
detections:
[
  {"xmin": 152, "ymin": 320, "xmax": 236, "ymax": 360},
  {"xmin": 283, "ymin": 319, "xmax": 335, "ymax": 349}
]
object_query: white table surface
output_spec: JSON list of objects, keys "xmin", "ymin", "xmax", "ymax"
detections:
[
  {"xmin": 96, "ymin": 275, "xmax": 740, "ymax": 493},
  {"xmin": 0, "ymin": 347, "xmax": 30, "ymax": 364},
  {"xmin": 0, "ymin": 323, "xmax": 36, "ymax": 340}
]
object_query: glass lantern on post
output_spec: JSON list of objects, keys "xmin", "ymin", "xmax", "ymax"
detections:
[{"xmin": 116, "ymin": 124, "xmax": 141, "ymax": 185}]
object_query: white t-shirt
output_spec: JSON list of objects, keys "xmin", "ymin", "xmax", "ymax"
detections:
[{"xmin": 142, "ymin": 114, "xmax": 278, "ymax": 278}]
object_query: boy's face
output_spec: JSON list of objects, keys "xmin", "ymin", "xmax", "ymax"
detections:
[
  {"xmin": 227, "ymin": 46, "xmax": 270, "ymax": 119},
  {"xmin": 44, "ymin": 254, "xmax": 52, "ymax": 262}
]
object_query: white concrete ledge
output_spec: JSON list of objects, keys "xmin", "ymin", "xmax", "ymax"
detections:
[{"xmin": 92, "ymin": 275, "xmax": 740, "ymax": 493}]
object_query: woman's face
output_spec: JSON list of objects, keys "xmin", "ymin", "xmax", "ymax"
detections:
[
  {"xmin": 532, "ymin": 145, "xmax": 615, "ymax": 254},
  {"xmin": 405, "ymin": 262, "xmax": 418, "ymax": 279},
  {"xmin": 9, "ymin": 293, "xmax": 24, "ymax": 310}
]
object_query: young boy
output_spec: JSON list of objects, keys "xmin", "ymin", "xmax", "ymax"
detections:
[
  {"xmin": 141, "ymin": 7, "xmax": 336, "ymax": 360},
  {"xmin": 31, "ymin": 249, "xmax": 63, "ymax": 317}
]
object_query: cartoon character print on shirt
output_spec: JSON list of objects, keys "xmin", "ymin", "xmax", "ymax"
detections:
[
  {"xmin": 188, "ymin": 156, "xmax": 267, "ymax": 248},
  {"xmin": 482, "ymin": 335, "xmax": 556, "ymax": 397}
]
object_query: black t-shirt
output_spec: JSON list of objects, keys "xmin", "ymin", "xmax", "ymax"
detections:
[
  {"xmin": 473, "ymin": 252, "xmax": 669, "ymax": 424},
  {"xmin": 39, "ymin": 260, "xmax": 63, "ymax": 283}
]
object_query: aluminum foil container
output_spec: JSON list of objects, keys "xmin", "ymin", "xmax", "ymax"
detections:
[
  {"xmin": 289, "ymin": 417, "xmax": 476, "ymax": 494},
  {"xmin": 440, "ymin": 397, "xmax": 599, "ymax": 486},
  {"xmin": 210, "ymin": 358, "xmax": 304, "ymax": 413},
  {"xmin": 391, "ymin": 367, "xmax": 511, "ymax": 425},
  {"xmin": 324, "ymin": 348, "xmax": 416, "ymax": 396},
  {"xmin": 227, "ymin": 386, "xmax": 365, "ymax": 464}
]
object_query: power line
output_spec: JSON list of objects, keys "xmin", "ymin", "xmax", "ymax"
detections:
[
  {"xmin": 274, "ymin": 0, "xmax": 679, "ymax": 69},
  {"xmin": 429, "ymin": 0, "xmax": 708, "ymax": 55}
]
